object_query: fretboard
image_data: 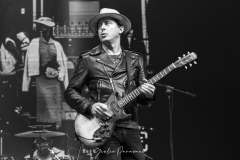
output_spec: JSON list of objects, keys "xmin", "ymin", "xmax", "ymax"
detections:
[{"xmin": 117, "ymin": 63, "xmax": 176, "ymax": 108}]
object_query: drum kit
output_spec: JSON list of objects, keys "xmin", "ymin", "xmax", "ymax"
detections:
[{"xmin": 0, "ymin": 125, "xmax": 97, "ymax": 160}]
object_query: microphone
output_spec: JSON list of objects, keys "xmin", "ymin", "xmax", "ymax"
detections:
[{"xmin": 139, "ymin": 126, "xmax": 155, "ymax": 131}]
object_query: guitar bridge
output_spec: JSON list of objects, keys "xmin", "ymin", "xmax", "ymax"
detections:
[{"xmin": 93, "ymin": 122, "xmax": 111, "ymax": 142}]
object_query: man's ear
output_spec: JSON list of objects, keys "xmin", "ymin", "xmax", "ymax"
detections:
[{"xmin": 119, "ymin": 26, "xmax": 124, "ymax": 34}]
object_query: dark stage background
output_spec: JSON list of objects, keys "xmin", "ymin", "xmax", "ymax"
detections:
[
  {"xmin": 1, "ymin": 0, "xmax": 240, "ymax": 160},
  {"xmin": 144, "ymin": 0, "xmax": 240, "ymax": 160}
]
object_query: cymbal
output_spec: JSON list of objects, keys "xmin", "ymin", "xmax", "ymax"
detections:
[
  {"xmin": 28, "ymin": 125, "xmax": 52, "ymax": 129},
  {"xmin": 14, "ymin": 130, "xmax": 65, "ymax": 137},
  {"xmin": 0, "ymin": 132, "xmax": 10, "ymax": 137}
]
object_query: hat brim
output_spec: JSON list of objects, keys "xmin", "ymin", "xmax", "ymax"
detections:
[
  {"xmin": 89, "ymin": 13, "xmax": 131, "ymax": 35},
  {"xmin": 33, "ymin": 20, "xmax": 55, "ymax": 27}
]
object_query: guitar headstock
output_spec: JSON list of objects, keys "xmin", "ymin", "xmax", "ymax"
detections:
[{"xmin": 173, "ymin": 52, "xmax": 197, "ymax": 69}]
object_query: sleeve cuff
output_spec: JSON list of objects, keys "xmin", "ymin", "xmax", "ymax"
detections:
[{"xmin": 85, "ymin": 104, "xmax": 93, "ymax": 115}]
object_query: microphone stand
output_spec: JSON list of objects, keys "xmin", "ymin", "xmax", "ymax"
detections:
[
  {"xmin": 155, "ymin": 83, "xmax": 196, "ymax": 97},
  {"xmin": 155, "ymin": 83, "xmax": 196, "ymax": 160},
  {"xmin": 0, "ymin": 130, "xmax": 3, "ymax": 157}
]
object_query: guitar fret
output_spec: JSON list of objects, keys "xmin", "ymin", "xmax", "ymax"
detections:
[
  {"xmin": 149, "ymin": 78, "xmax": 153, "ymax": 83},
  {"xmin": 128, "ymin": 96, "xmax": 131, "ymax": 101},
  {"xmin": 168, "ymin": 64, "xmax": 174, "ymax": 70},
  {"xmin": 118, "ymin": 100, "xmax": 123, "ymax": 108},
  {"xmin": 155, "ymin": 75, "xmax": 160, "ymax": 81},
  {"xmin": 132, "ymin": 91, "xmax": 137, "ymax": 97},
  {"xmin": 149, "ymin": 79, "xmax": 153, "ymax": 84},
  {"xmin": 136, "ymin": 89, "xmax": 141, "ymax": 96},
  {"xmin": 156, "ymin": 74, "xmax": 160, "ymax": 80},
  {"xmin": 136, "ymin": 88, "xmax": 140, "ymax": 95},
  {"xmin": 126, "ymin": 96, "xmax": 130, "ymax": 102},
  {"xmin": 172, "ymin": 63, "xmax": 176, "ymax": 68},
  {"xmin": 161, "ymin": 71, "xmax": 165, "ymax": 76},
  {"xmin": 128, "ymin": 94, "xmax": 132, "ymax": 101},
  {"xmin": 160, "ymin": 72, "xmax": 163, "ymax": 77},
  {"xmin": 155, "ymin": 74, "xmax": 160, "ymax": 81},
  {"xmin": 120, "ymin": 100, "xmax": 123, "ymax": 106},
  {"xmin": 153, "ymin": 76, "xmax": 157, "ymax": 82},
  {"xmin": 134, "ymin": 90, "xmax": 138, "ymax": 95},
  {"xmin": 165, "ymin": 67, "xmax": 171, "ymax": 73},
  {"xmin": 134, "ymin": 89, "xmax": 140, "ymax": 97},
  {"xmin": 121, "ymin": 99, "xmax": 125, "ymax": 106},
  {"xmin": 164, "ymin": 70, "xmax": 167, "ymax": 74},
  {"xmin": 133, "ymin": 90, "xmax": 137, "ymax": 97},
  {"xmin": 121, "ymin": 100, "xmax": 124, "ymax": 107},
  {"xmin": 130, "ymin": 92, "xmax": 135, "ymax": 99},
  {"xmin": 150, "ymin": 78, "xmax": 155, "ymax": 84},
  {"xmin": 130, "ymin": 93, "xmax": 134, "ymax": 100}
]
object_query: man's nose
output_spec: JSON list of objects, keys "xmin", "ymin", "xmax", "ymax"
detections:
[{"xmin": 100, "ymin": 23, "xmax": 106, "ymax": 30}]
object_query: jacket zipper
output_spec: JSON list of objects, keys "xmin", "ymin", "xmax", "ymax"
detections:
[{"xmin": 97, "ymin": 80, "xmax": 101, "ymax": 102}]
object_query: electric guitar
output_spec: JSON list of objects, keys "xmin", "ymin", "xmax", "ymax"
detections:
[{"xmin": 74, "ymin": 52, "xmax": 197, "ymax": 148}]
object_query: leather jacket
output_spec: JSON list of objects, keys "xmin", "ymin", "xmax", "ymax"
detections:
[{"xmin": 64, "ymin": 45, "xmax": 155, "ymax": 128}]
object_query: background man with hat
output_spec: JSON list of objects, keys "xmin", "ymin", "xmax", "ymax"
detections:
[
  {"xmin": 64, "ymin": 8, "xmax": 156, "ymax": 160},
  {"xmin": 22, "ymin": 17, "xmax": 68, "ymax": 129}
]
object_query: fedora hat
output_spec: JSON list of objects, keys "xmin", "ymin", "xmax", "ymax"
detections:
[
  {"xmin": 89, "ymin": 8, "xmax": 131, "ymax": 35},
  {"xmin": 33, "ymin": 17, "xmax": 55, "ymax": 27}
]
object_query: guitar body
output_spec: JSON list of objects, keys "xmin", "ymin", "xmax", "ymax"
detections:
[{"xmin": 74, "ymin": 93, "xmax": 131, "ymax": 148}]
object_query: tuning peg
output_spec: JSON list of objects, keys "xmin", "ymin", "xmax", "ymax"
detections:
[
  {"xmin": 185, "ymin": 66, "xmax": 188, "ymax": 69},
  {"xmin": 183, "ymin": 54, "xmax": 185, "ymax": 57},
  {"xmin": 178, "ymin": 57, "xmax": 181, "ymax": 59},
  {"xmin": 187, "ymin": 51, "xmax": 190, "ymax": 54},
  {"xmin": 194, "ymin": 61, "xmax": 197, "ymax": 64},
  {"xmin": 189, "ymin": 63, "xmax": 192, "ymax": 67}
]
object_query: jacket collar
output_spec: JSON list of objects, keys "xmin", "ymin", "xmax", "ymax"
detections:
[
  {"xmin": 92, "ymin": 44, "xmax": 128, "ymax": 70},
  {"xmin": 89, "ymin": 45, "xmax": 103, "ymax": 56},
  {"xmin": 89, "ymin": 44, "xmax": 128, "ymax": 56}
]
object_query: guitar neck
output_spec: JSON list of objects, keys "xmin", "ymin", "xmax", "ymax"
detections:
[{"xmin": 117, "ymin": 63, "xmax": 176, "ymax": 109}]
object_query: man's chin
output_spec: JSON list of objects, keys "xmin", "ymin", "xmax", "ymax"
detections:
[{"xmin": 100, "ymin": 36, "xmax": 110, "ymax": 41}]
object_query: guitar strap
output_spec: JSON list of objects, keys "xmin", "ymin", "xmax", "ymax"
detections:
[{"xmin": 125, "ymin": 51, "xmax": 132, "ymax": 94}]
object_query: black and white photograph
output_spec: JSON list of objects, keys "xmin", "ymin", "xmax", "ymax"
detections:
[{"xmin": 0, "ymin": 0, "xmax": 239, "ymax": 160}]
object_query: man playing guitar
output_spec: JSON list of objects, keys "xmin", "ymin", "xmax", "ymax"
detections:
[{"xmin": 64, "ymin": 8, "xmax": 155, "ymax": 160}]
